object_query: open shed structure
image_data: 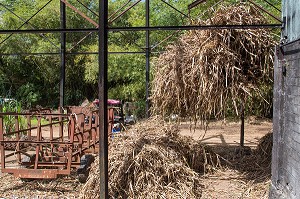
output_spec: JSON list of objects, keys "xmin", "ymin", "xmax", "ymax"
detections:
[
  {"xmin": 0, "ymin": 0, "xmax": 282, "ymax": 198},
  {"xmin": 271, "ymin": 1, "xmax": 300, "ymax": 198}
]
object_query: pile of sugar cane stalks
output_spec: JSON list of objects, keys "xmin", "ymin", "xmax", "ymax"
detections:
[
  {"xmin": 150, "ymin": 3, "xmax": 276, "ymax": 120},
  {"xmin": 80, "ymin": 118, "xmax": 221, "ymax": 199}
]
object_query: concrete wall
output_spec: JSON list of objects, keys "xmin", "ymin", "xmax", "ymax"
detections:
[
  {"xmin": 270, "ymin": 43, "xmax": 300, "ymax": 198},
  {"xmin": 270, "ymin": 1, "xmax": 300, "ymax": 197},
  {"xmin": 282, "ymin": 0, "xmax": 300, "ymax": 43}
]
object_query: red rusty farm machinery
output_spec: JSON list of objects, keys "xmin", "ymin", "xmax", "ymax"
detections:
[{"xmin": 0, "ymin": 107, "xmax": 114, "ymax": 182}]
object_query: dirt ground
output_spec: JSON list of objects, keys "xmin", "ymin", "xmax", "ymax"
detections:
[
  {"xmin": 179, "ymin": 118, "xmax": 272, "ymax": 147},
  {"xmin": 0, "ymin": 118, "xmax": 273, "ymax": 198},
  {"xmin": 179, "ymin": 118, "xmax": 273, "ymax": 199}
]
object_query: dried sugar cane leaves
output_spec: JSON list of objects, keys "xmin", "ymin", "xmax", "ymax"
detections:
[{"xmin": 151, "ymin": 3, "xmax": 276, "ymax": 122}]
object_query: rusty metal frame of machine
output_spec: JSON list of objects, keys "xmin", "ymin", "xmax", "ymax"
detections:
[{"xmin": 0, "ymin": 108, "xmax": 114, "ymax": 179}]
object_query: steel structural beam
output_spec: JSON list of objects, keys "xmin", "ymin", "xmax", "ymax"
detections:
[
  {"xmin": 0, "ymin": 28, "xmax": 98, "ymax": 34},
  {"xmin": 59, "ymin": 1, "xmax": 66, "ymax": 110},
  {"xmin": 188, "ymin": 0, "xmax": 207, "ymax": 10},
  {"xmin": 98, "ymin": 0, "xmax": 108, "ymax": 198},
  {"xmin": 145, "ymin": 0, "xmax": 150, "ymax": 118},
  {"xmin": 108, "ymin": 24, "xmax": 282, "ymax": 31},
  {"xmin": 0, "ymin": 52, "xmax": 146, "ymax": 56},
  {"xmin": 0, "ymin": 24, "xmax": 282, "ymax": 35}
]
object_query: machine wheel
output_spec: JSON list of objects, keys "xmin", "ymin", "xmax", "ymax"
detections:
[
  {"xmin": 77, "ymin": 154, "xmax": 95, "ymax": 183},
  {"xmin": 78, "ymin": 173, "xmax": 88, "ymax": 183}
]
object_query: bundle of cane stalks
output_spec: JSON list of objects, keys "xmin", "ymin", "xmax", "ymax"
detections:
[
  {"xmin": 80, "ymin": 117, "xmax": 221, "ymax": 198},
  {"xmin": 151, "ymin": 3, "xmax": 276, "ymax": 121}
]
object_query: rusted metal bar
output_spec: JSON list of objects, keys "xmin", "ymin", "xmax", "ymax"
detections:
[
  {"xmin": 2, "ymin": 168, "xmax": 71, "ymax": 178},
  {"xmin": 248, "ymin": 0, "xmax": 282, "ymax": 23},
  {"xmin": 75, "ymin": 0, "xmax": 99, "ymax": 17},
  {"xmin": 5, "ymin": 150, "xmax": 32, "ymax": 159},
  {"xmin": 34, "ymin": 116, "xmax": 42, "ymax": 169},
  {"xmin": 109, "ymin": 0, "xmax": 142, "ymax": 23},
  {"xmin": 0, "ymin": 115, "xmax": 4, "ymax": 168},
  {"xmin": 87, "ymin": 113, "xmax": 92, "ymax": 152},
  {"xmin": 0, "ymin": 140, "xmax": 73, "ymax": 144},
  {"xmin": 49, "ymin": 116, "xmax": 54, "ymax": 153},
  {"xmin": 160, "ymin": 0, "xmax": 189, "ymax": 18},
  {"xmin": 188, "ymin": 0, "xmax": 207, "ymax": 10},
  {"xmin": 3, "ymin": 120, "xmax": 68, "ymax": 137},
  {"xmin": 77, "ymin": 115, "xmax": 84, "ymax": 155},
  {"xmin": 61, "ymin": 0, "xmax": 99, "ymax": 27},
  {"xmin": 108, "ymin": 108, "xmax": 114, "ymax": 134},
  {"xmin": 7, "ymin": 169, "xmax": 58, "ymax": 179},
  {"xmin": 93, "ymin": 113, "xmax": 98, "ymax": 154},
  {"xmin": 27, "ymin": 115, "xmax": 31, "ymax": 139},
  {"xmin": 15, "ymin": 115, "xmax": 21, "ymax": 162},
  {"xmin": 49, "ymin": 116, "xmax": 53, "ymax": 143},
  {"xmin": 108, "ymin": 0, "xmax": 130, "ymax": 20},
  {"xmin": 59, "ymin": 108, "xmax": 64, "ymax": 142},
  {"xmin": 72, "ymin": 144, "xmax": 99, "ymax": 156},
  {"xmin": 67, "ymin": 115, "xmax": 75, "ymax": 175},
  {"xmin": 0, "ymin": 112, "xmax": 70, "ymax": 116}
]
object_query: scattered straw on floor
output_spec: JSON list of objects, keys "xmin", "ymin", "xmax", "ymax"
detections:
[{"xmin": 80, "ymin": 117, "xmax": 221, "ymax": 199}]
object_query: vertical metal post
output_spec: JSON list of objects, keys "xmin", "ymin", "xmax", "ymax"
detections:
[
  {"xmin": 60, "ymin": 1, "xmax": 66, "ymax": 109},
  {"xmin": 15, "ymin": 115, "xmax": 21, "ymax": 162},
  {"xmin": 0, "ymin": 114, "xmax": 5, "ymax": 169},
  {"xmin": 240, "ymin": 101, "xmax": 245, "ymax": 147},
  {"xmin": 99, "ymin": 0, "xmax": 108, "ymax": 198},
  {"xmin": 145, "ymin": 0, "xmax": 150, "ymax": 118}
]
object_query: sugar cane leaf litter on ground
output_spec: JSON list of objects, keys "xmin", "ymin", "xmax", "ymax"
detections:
[
  {"xmin": 80, "ymin": 118, "xmax": 220, "ymax": 199},
  {"xmin": 80, "ymin": 3, "xmax": 276, "ymax": 199},
  {"xmin": 80, "ymin": 119, "xmax": 273, "ymax": 199}
]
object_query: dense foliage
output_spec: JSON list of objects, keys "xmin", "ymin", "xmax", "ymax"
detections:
[{"xmin": 0, "ymin": 0, "xmax": 280, "ymax": 117}]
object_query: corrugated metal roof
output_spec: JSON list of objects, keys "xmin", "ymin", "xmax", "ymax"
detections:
[{"xmin": 282, "ymin": 0, "xmax": 300, "ymax": 43}]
